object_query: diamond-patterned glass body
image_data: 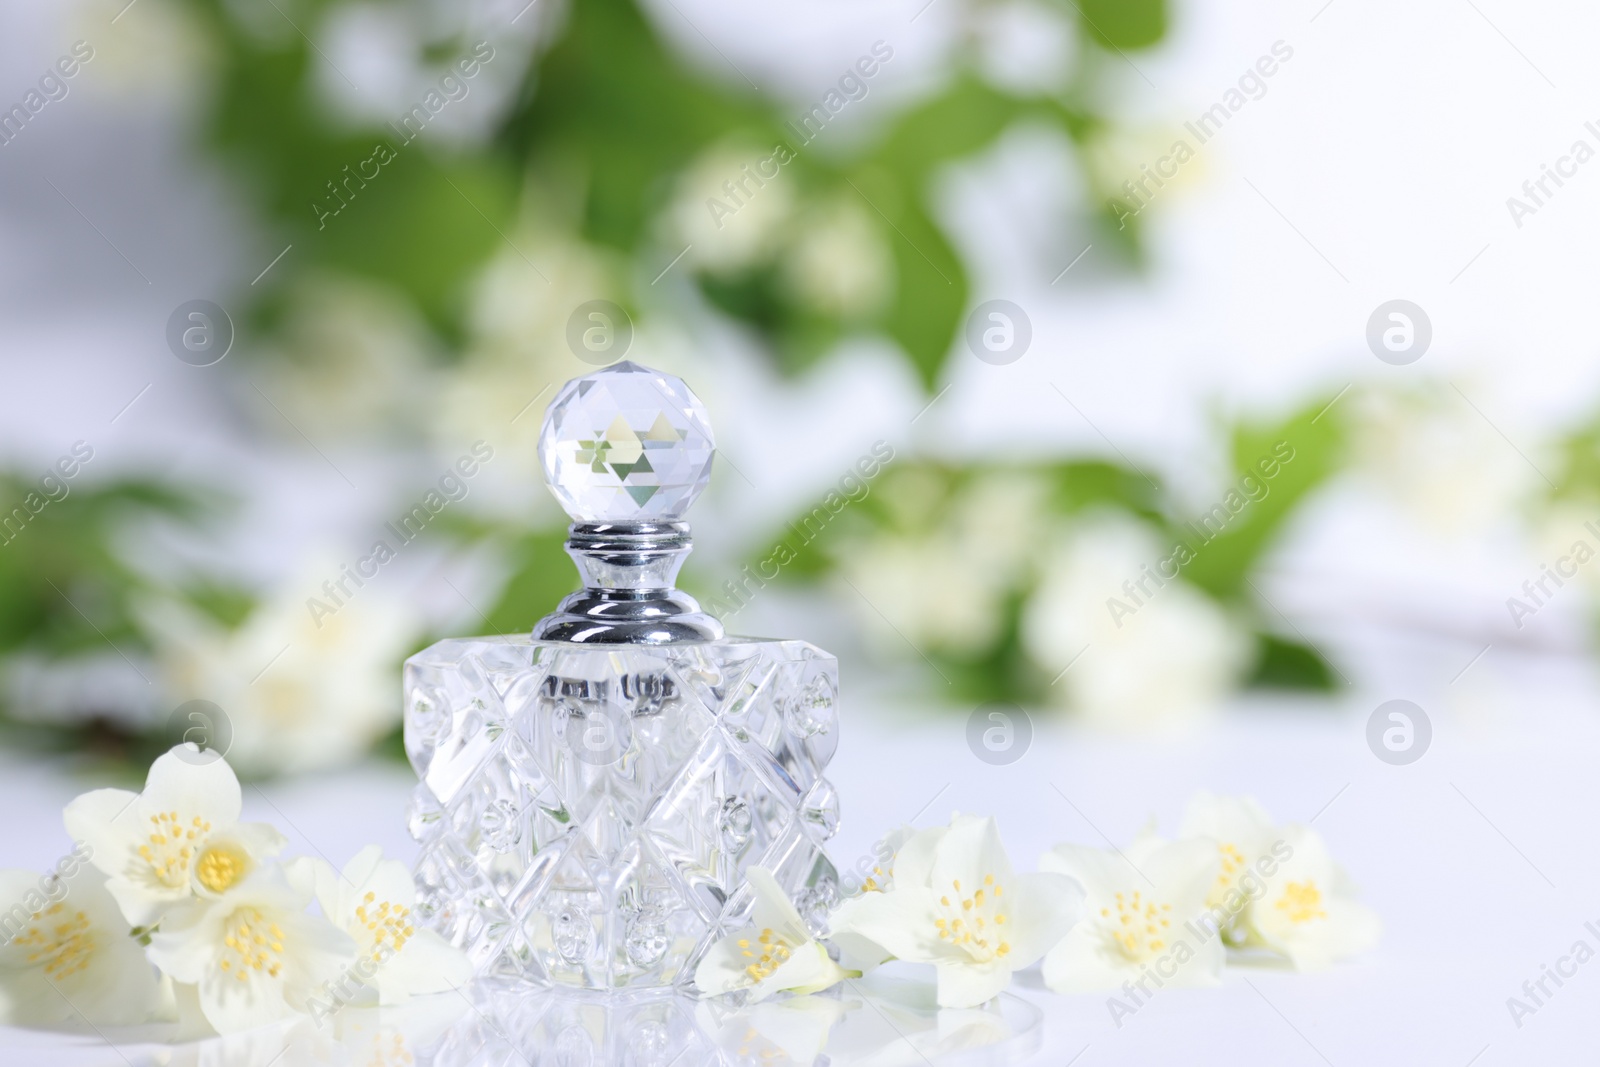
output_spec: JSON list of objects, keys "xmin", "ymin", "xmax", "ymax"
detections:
[
  {"xmin": 404, "ymin": 635, "xmax": 841, "ymax": 991},
  {"xmin": 538, "ymin": 361, "xmax": 715, "ymax": 522}
]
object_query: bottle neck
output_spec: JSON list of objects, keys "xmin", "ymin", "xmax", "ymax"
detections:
[{"xmin": 531, "ymin": 522, "xmax": 725, "ymax": 644}]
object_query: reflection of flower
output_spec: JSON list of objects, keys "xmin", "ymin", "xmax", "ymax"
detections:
[
  {"xmin": 698, "ymin": 992, "xmax": 851, "ymax": 1065},
  {"xmin": 696, "ymin": 867, "xmax": 853, "ymax": 1001},
  {"xmin": 0, "ymin": 867, "xmax": 162, "ymax": 1026},
  {"xmin": 147, "ymin": 864, "xmax": 355, "ymax": 1035},
  {"xmin": 827, "ymin": 989, "xmax": 1013, "ymax": 1067},
  {"xmin": 1021, "ymin": 513, "xmax": 1250, "ymax": 731},
  {"xmin": 141, "ymin": 569, "xmax": 420, "ymax": 777},
  {"xmin": 1039, "ymin": 835, "xmax": 1222, "ymax": 993},
  {"xmin": 828, "ymin": 814, "xmax": 1080, "ymax": 1008},
  {"xmin": 1245, "ymin": 825, "xmax": 1380, "ymax": 971},
  {"xmin": 307, "ymin": 846, "xmax": 472, "ymax": 1005},
  {"xmin": 64, "ymin": 745, "xmax": 285, "ymax": 925}
]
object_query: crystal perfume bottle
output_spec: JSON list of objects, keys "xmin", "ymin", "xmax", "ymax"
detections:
[{"xmin": 403, "ymin": 361, "xmax": 841, "ymax": 992}]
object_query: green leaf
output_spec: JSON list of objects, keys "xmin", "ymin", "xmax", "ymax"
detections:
[
  {"xmin": 1069, "ymin": 0, "xmax": 1168, "ymax": 51},
  {"xmin": 479, "ymin": 528, "xmax": 579, "ymax": 635},
  {"xmin": 1244, "ymin": 633, "xmax": 1336, "ymax": 691},
  {"xmin": 1180, "ymin": 396, "xmax": 1345, "ymax": 600}
]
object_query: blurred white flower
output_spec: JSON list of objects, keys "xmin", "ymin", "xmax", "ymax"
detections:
[
  {"xmin": 434, "ymin": 233, "xmax": 622, "ymax": 499},
  {"xmin": 64, "ymin": 745, "xmax": 286, "ymax": 926},
  {"xmin": 971, "ymin": 0, "xmax": 1077, "ymax": 96},
  {"xmin": 1246, "ymin": 824, "xmax": 1380, "ymax": 971},
  {"xmin": 147, "ymin": 864, "xmax": 355, "ymax": 1035},
  {"xmin": 838, "ymin": 533, "xmax": 1008, "ymax": 655},
  {"xmin": 0, "ymin": 867, "xmax": 161, "ymax": 1026},
  {"xmin": 255, "ymin": 275, "xmax": 434, "ymax": 442},
  {"xmin": 696, "ymin": 867, "xmax": 853, "ymax": 1001},
  {"xmin": 1352, "ymin": 383, "xmax": 1543, "ymax": 540},
  {"xmin": 307, "ymin": 846, "xmax": 472, "ymax": 1006},
  {"xmin": 837, "ymin": 472, "xmax": 1049, "ymax": 658},
  {"xmin": 782, "ymin": 198, "xmax": 892, "ymax": 319},
  {"xmin": 68, "ymin": 0, "xmax": 211, "ymax": 106},
  {"xmin": 829, "ymin": 814, "xmax": 1080, "ymax": 1008},
  {"xmin": 141, "ymin": 569, "xmax": 420, "ymax": 777},
  {"xmin": 1021, "ymin": 513, "xmax": 1250, "ymax": 731},
  {"xmin": 671, "ymin": 143, "xmax": 796, "ymax": 272},
  {"xmin": 1038, "ymin": 835, "xmax": 1222, "ymax": 993}
]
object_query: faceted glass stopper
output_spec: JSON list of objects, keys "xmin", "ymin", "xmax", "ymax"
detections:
[{"xmin": 538, "ymin": 361, "xmax": 715, "ymax": 522}]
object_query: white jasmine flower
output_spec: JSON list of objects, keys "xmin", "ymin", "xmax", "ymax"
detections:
[
  {"xmin": 696, "ymin": 867, "xmax": 853, "ymax": 1001},
  {"xmin": 141, "ymin": 568, "xmax": 420, "ymax": 777},
  {"xmin": 1247, "ymin": 824, "xmax": 1380, "ymax": 971},
  {"xmin": 1177, "ymin": 792, "xmax": 1278, "ymax": 942},
  {"xmin": 147, "ymin": 864, "xmax": 356, "ymax": 1035},
  {"xmin": 831, "ymin": 826, "xmax": 919, "ymax": 973},
  {"xmin": 63, "ymin": 745, "xmax": 286, "ymax": 926},
  {"xmin": 1039, "ymin": 836, "xmax": 1223, "ymax": 993},
  {"xmin": 308, "ymin": 847, "xmax": 472, "ymax": 1006},
  {"xmin": 828, "ymin": 815, "xmax": 1081, "ymax": 1008},
  {"xmin": 1021, "ymin": 513, "xmax": 1250, "ymax": 731},
  {"xmin": 0, "ymin": 867, "xmax": 161, "ymax": 1026}
]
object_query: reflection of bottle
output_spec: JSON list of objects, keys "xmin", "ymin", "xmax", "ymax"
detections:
[{"xmin": 404, "ymin": 361, "xmax": 841, "ymax": 991}]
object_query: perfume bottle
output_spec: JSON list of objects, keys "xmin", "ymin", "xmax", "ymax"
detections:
[{"xmin": 403, "ymin": 361, "xmax": 842, "ymax": 992}]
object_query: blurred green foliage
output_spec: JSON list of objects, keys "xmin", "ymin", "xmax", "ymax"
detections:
[
  {"xmin": 181, "ymin": 0, "xmax": 1151, "ymax": 388},
  {"xmin": 749, "ymin": 393, "xmax": 1348, "ymax": 703},
  {"xmin": 0, "ymin": 0, "xmax": 1366, "ymax": 768}
]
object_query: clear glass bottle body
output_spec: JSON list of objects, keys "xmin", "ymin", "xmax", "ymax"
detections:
[{"xmin": 405, "ymin": 634, "xmax": 841, "ymax": 991}]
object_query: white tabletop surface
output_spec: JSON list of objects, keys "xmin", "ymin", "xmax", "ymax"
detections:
[{"xmin": 1, "ymin": 673, "xmax": 1594, "ymax": 1067}]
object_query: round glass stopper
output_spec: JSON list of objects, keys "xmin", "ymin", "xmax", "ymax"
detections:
[{"xmin": 537, "ymin": 361, "xmax": 715, "ymax": 522}]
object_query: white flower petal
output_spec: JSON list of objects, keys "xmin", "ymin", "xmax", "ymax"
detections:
[
  {"xmin": 991, "ymin": 871, "xmax": 1082, "ymax": 966},
  {"xmin": 747, "ymin": 866, "xmax": 809, "ymax": 942},
  {"xmin": 61, "ymin": 789, "xmax": 139, "ymax": 877},
  {"xmin": 1039, "ymin": 842, "xmax": 1135, "ymax": 902},
  {"xmin": 928, "ymin": 816, "xmax": 1013, "ymax": 897},
  {"xmin": 751, "ymin": 941, "xmax": 847, "ymax": 1002},
  {"xmin": 147, "ymin": 899, "xmax": 227, "ymax": 985},
  {"xmin": 0, "ymin": 869, "xmax": 161, "ymax": 1026},
  {"xmin": 142, "ymin": 745, "xmax": 243, "ymax": 828},
  {"xmin": 338, "ymin": 844, "xmax": 387, "ymax": 900},
  {"xmin": 372, "ymin": 929, "xmax": 473, "ymax": 1004},
  {"xmin": 693, "ymin": 930, "xmax": 756, "ymax": 996},
  {"xmin": 827, "ymin": 927, "xmax": 894, "ymax": 972},
  {"xmin": 828, "ymin": 886, "xmax": 954, "ymax": 966},
  {"xmin": 933, "ymin": 958, "xmax": 1010, "ymax": 1008},
  {"xmin": 889, "ymin": 824, "xmax": 947, "ymax": 890}
]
